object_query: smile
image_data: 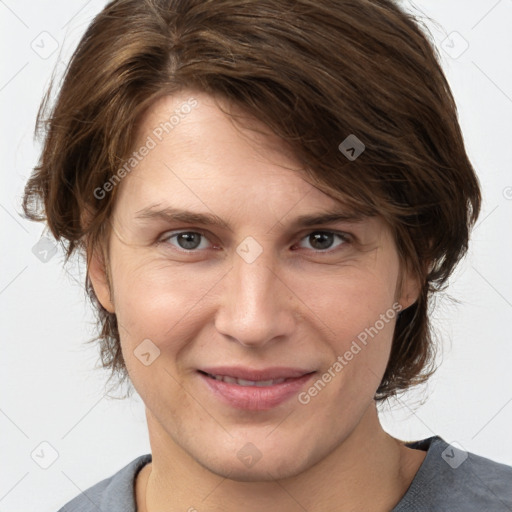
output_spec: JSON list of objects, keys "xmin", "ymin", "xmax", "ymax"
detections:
[
  {"xmin": 204, "ymin": 372, "xmax": 287, "ymax": 387},
  {"xmin": 197, "ymin": 367, "xmax": 316, "ymax": 410}
]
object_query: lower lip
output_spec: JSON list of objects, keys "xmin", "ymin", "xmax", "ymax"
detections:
[{"xmin": 198, "ymin": 372, "xmax": 315, "ymax": 410}]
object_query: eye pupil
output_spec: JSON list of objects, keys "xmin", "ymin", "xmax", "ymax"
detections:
[
  {"xmin": 178, "ymin": 232, "xmax": 201, "ymax": 250},
  {"xmin": 309, "ymin": 232, "xmax": 334, "ymax": 250}
]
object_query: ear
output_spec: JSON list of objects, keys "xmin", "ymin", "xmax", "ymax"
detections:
[
  {"xmin": 87, "ymin": 245, "xmax": 115, "ymax": 313},
  {"xmin": 396, "ymin": 264, "xmax": 422, "ymax": 311}
]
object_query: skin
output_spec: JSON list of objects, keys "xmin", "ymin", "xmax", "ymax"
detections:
[{"xmin": 88, "ymin": 90, "xmax": 427, "ymax": 512}]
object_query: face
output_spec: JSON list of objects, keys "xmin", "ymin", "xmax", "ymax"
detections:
[{"xmin": 89, "ymin": 90, "xmax": 418, "ymax": 481}]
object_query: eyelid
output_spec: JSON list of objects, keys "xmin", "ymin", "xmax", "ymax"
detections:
[
  {"xmin": 158, "ymin": 228, "xmax": 217, "ymax": 250},
  {"xmin": 296, "ymin": 228, "xmax": 353, "ymax": 240},
  {"xmin": 158, "ymin": 228, "xmax": 353, "ymax": 253},
  {"xmin": 294, "ymin": 230, "xmax": 352, "ymax": 251}
]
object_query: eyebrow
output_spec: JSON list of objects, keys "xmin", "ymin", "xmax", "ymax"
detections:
[
  {"xmin": 135, "ymin": 206, "xmax": 231, "ymax": 230},
  {"xmin": 134, "ymin": 206, "xmax": 365, "ymax": 231}
]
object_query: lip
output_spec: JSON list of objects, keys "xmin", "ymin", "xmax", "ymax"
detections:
[
  {"xmin": 198, "ymin": 366, "xmax": 316, "ymax": 410},
  {"xmin": 200, "ymin": 366, "xmax": 313, "ymax": 381}
]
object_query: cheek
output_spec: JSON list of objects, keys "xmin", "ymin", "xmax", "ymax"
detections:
[
  {"xmin": 300, "ymin": 259, "xmax": 399, "ymax": 339},
  {"xmin": 110, "ymin": 253, "xmax": 222, "ymax": 337},
  {"xmin": 298, "ymin": 261, "xmax": 400, "ymax": 390},
  {"xmin": 332, "ymin": 283, "xmax": 398, "ymax": 346},
  {"xmin": 108, "ymin": 253, "xmax": 229, "ymax": 391},
  {"xmin": 108, "ymin": 257, "xmax": 206, "ymax": 408}
]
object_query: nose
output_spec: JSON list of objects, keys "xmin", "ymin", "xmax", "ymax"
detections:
[{"xmin": 214, "ymin": 247, "xmax": 296, "ymax": 348}]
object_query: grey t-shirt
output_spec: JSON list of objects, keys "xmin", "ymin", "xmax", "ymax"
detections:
[{"xmin": 57, "ymin": 436, "xmax": 512, "ymax": 511}]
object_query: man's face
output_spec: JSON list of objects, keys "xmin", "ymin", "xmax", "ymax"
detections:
[{"xmin": 90, "ymin": 90, "xmax": 417, "ymax": 481}]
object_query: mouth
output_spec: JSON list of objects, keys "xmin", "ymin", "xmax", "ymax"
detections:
[
  {"xmin": 197, "ymin": 367, "xmax": 316, "ymax": 410},
  {"xmin": 200, "ymin": 372, "xmax": 289, "ymax": 387}
]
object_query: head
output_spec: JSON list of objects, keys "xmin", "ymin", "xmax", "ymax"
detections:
[{"xmin": 23, "ymin": 0, "xmax": 480, "ymax": 480}]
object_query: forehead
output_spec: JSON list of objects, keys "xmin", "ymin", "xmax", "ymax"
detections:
[
  {"xmin": 135, "ymin": 91, "xmax": 302, "ymax": 173},
  {"xmin": 117, "ymin": 91, "xmax": 352, "ymax": 216}
]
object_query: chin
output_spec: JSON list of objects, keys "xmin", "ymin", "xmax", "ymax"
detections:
[
  {"xmin": 202, "ymin": 455, "xmax": 308, "ymax": 483},
  {"xmin": 190, "ymin": 436, "xmax": 320, "ymax": 483}
]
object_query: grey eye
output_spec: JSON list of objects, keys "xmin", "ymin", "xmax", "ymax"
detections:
[
  {"xmin": 308, "ymin": 232, "xmax": 335, "ymax": 250},
  {"xmin": 176, "ymin": 232, "xmax": 203, "ymax": 250},
  {"xmin": 298, "ymin": 231, "xmax": 348, "ymax": 251},
  {"xmin": 162, "ymin": 231, "xmax": 211, "ymax": 251}
]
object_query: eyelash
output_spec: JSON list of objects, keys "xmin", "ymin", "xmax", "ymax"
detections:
[{"xmin": 157, "ymin": 229, "xmax": 352, "ymax": 254}]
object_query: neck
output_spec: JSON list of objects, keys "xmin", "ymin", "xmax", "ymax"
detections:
[{"xmin": 136, "ymin": 403, "xmax": 426, "ymax": 512}]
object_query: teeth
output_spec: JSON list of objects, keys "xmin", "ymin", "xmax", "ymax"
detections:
[{"xmin": 208, "ymin": 374, "xmax": 286, "ymax": 386}]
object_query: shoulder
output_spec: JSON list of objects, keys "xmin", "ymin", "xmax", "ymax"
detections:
[
  {"xmin": 56, "ymin": 454, "xmax": 152, "ymax": 512},
  {"xmin": 394, "ymin": 436, "xmax": 512, "ymax": 512}
]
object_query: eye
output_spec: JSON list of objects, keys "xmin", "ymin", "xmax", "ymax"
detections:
[
  {"xmin": 158, "ymin": 229, "xmax": 351, "ymax": 253},
  {"xmin": 159, "ymin": 231, "xmax": 212, "ymax": 251},
  {"xmin": 295, "ymin": 231, "xmax": 350, "ymax": 252}
]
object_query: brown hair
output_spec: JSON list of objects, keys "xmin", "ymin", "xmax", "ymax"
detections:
[{"xmin": 22, "ymin": 0, "xmax": 481, "ymax": 400}]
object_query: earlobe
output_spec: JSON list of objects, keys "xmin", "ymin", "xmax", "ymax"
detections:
[
  {"xmin": 397, "ymin": 267, "xmax": 422, "ymax": 312},
  {"xmin": 87, "ymin": 246, "xmax": 115, "ymax": 313},
  {"xmin": 396, "ymin": 264, "xmax": 423, "ymax": 311}
]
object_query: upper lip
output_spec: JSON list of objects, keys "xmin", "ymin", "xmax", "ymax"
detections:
[{"xmin": 199, "ymin": 366, "xmax": 315, "ymax": 381}]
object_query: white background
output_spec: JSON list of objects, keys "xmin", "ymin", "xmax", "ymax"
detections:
[{"xmin": 1, "ymin": 1, "xmax": 511, "ymax": 511}]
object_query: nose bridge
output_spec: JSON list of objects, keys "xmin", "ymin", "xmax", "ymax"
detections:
[{"xmin": 214, "ymin": 244, "xmax": 294, "ymax": 346}]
